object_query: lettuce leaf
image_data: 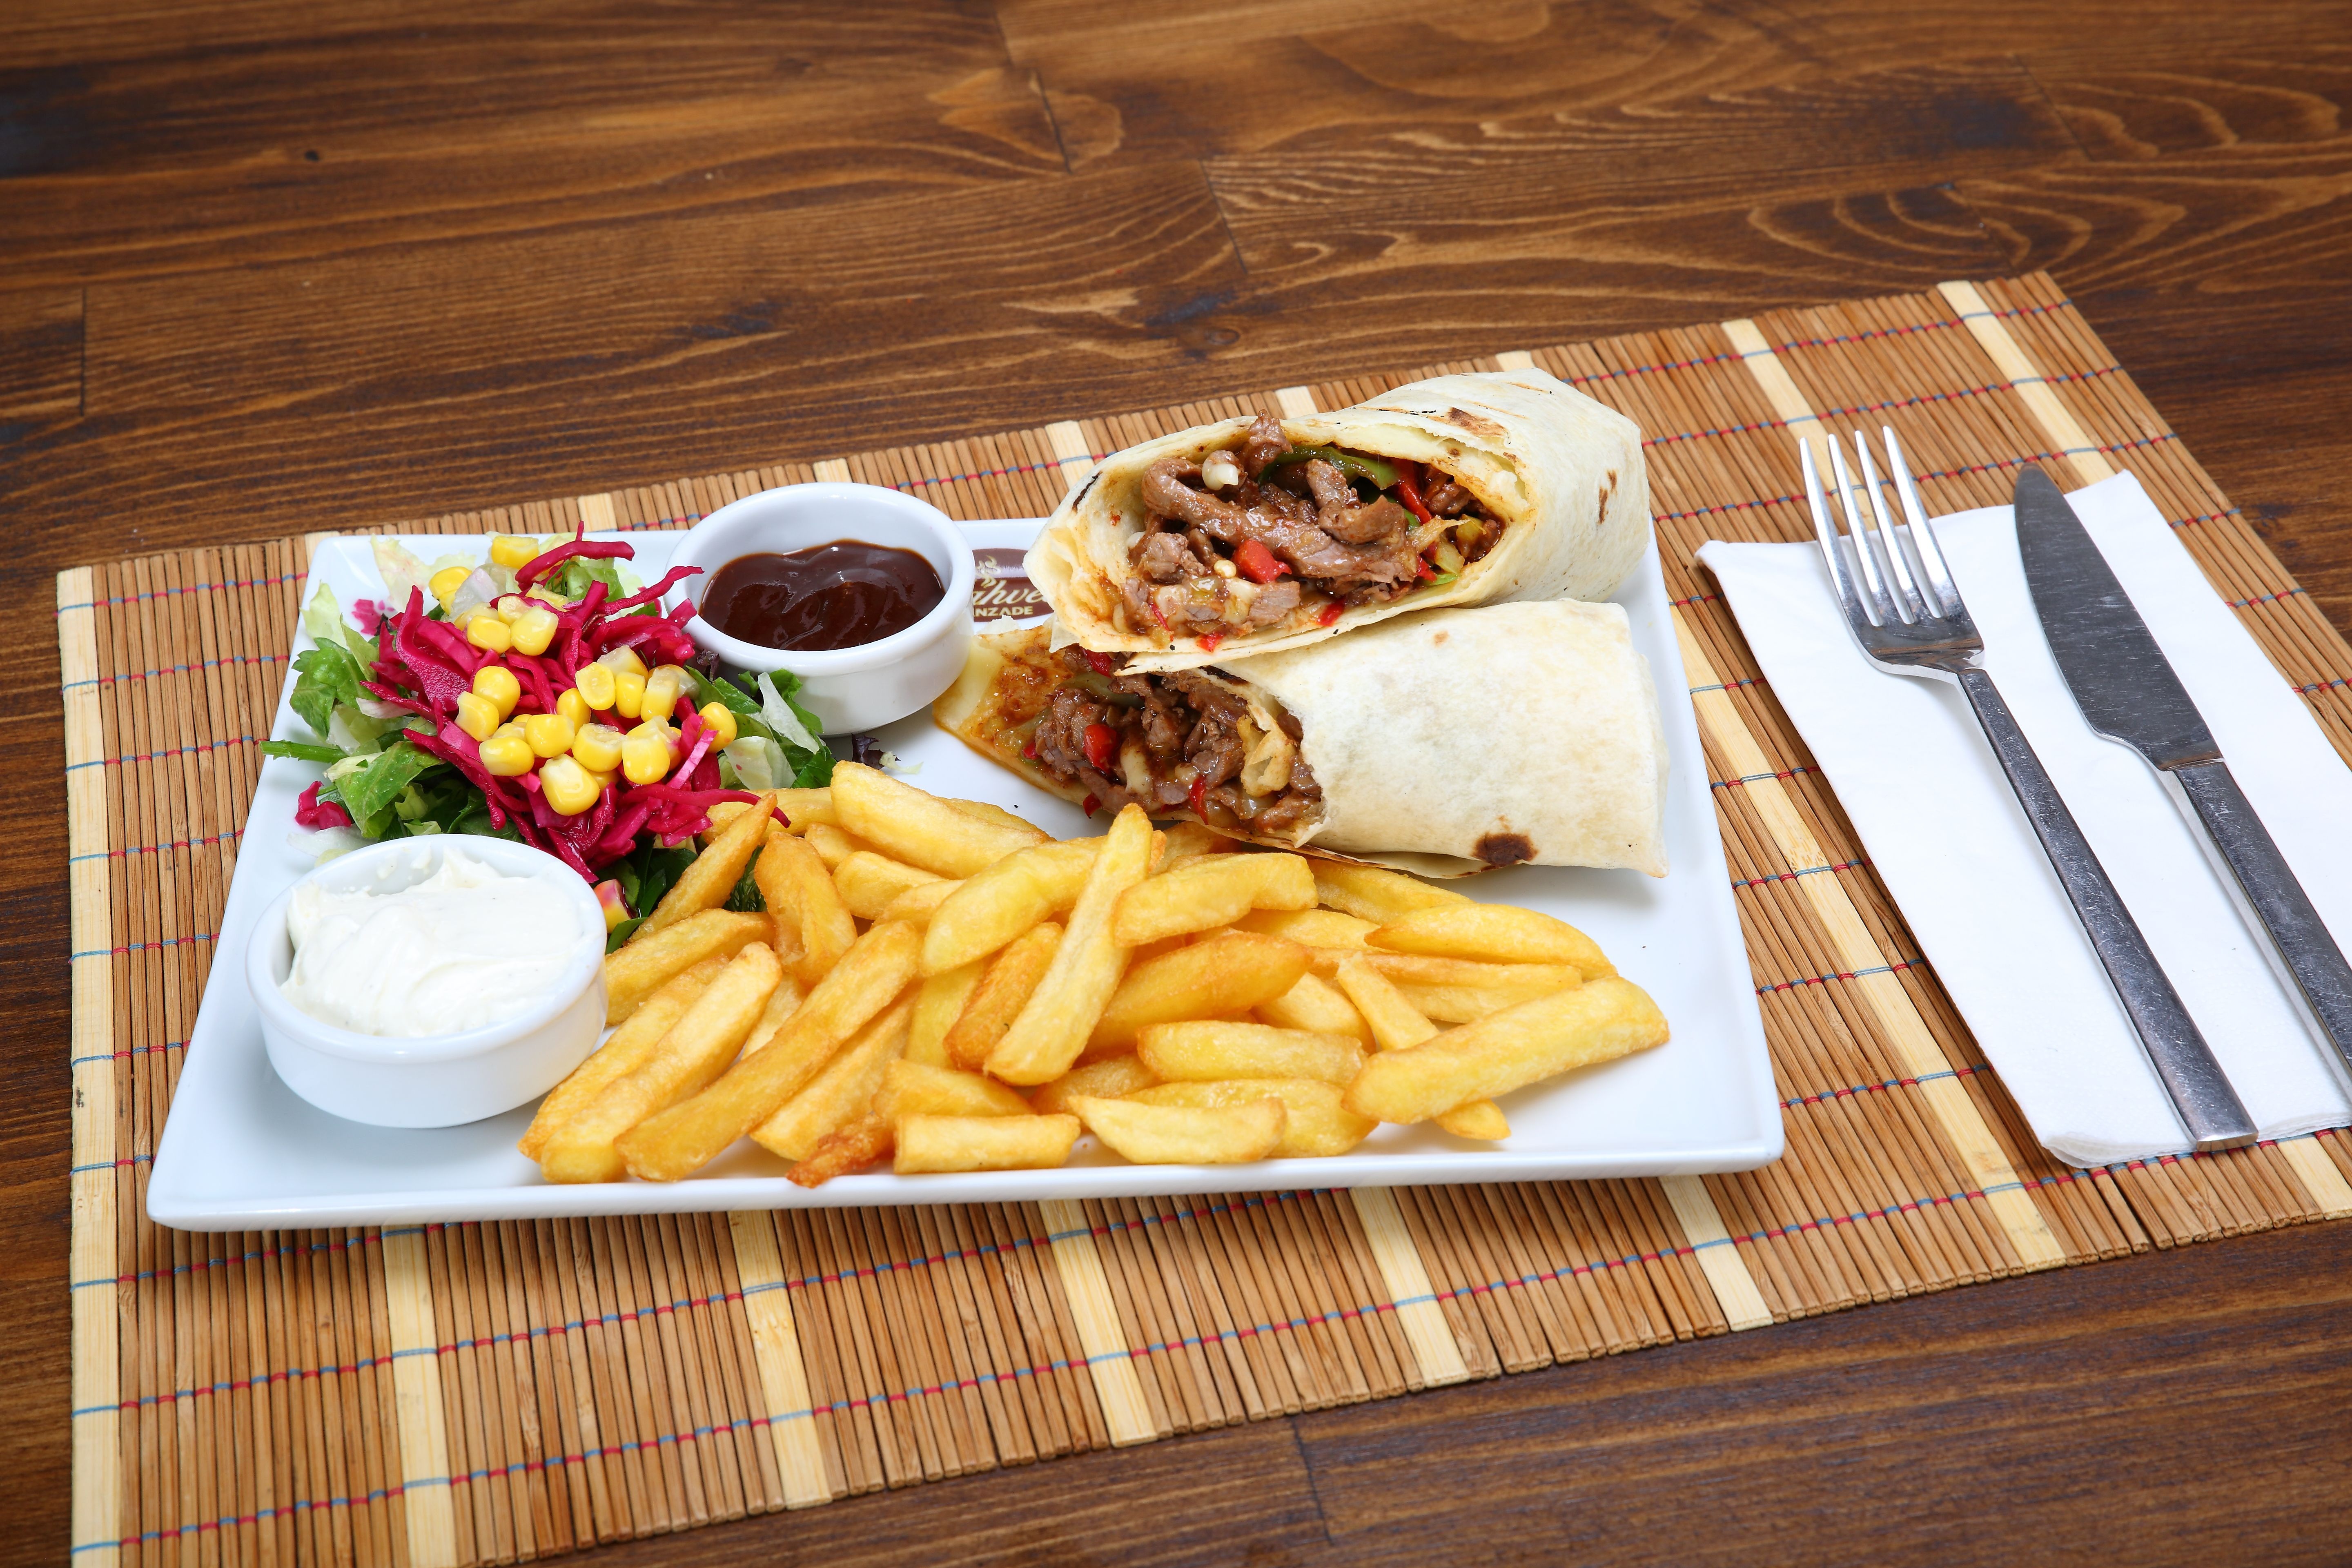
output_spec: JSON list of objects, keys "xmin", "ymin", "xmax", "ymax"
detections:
[
  {"xmin": 261, "ymin": 739, "xmax": 344, "ymax": 764},
  {"xmin": 287, "ymin": 641, "xmax": 371, "ymax": 740},
  {"xmin": 332, "ymin": 739, "xmax": 441, "ymax": 838}
]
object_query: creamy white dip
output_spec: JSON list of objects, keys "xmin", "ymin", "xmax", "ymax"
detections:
[{"xmin": 281, "ymin": 845, "xmax": 588, "ymax": 1037}]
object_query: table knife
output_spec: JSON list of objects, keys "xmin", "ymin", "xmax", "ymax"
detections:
[{"xmin": 2015, "ymin": 467, "xmax": 2352, "ymax": 1095}]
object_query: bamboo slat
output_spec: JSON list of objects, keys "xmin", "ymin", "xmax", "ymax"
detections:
[{"xmin": 58, "ymin": 274, "xmax": 2352, "ymax": 1564}]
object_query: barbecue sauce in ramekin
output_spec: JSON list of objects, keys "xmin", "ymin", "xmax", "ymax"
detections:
[{"xmin": 700, "ymin": 541, "xmax": 945, "ymax": 651}]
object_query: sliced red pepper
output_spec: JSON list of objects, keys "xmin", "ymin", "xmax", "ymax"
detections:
[
  {"xmin": 1233, "ymin": 539, "xmax": 1290, "ymax": 585},
  {"xmin": 1022, "ymin": 741, "xmax": 1039, "ymax": 761},
  {"xmin": 1187, "ymin": 774, "xmax": 1208, "ymax": 818},
  {"xmin": 1081, "ymin": 793, "xmax": 1100, "ymax": 818},
  {"xmin": 1085, "ymin": 650, "xmax": 1119, "ymax": 677},
  {"xmin": 1316, "ymin": 600, "xmax": 1345, "ymax": 626},
  {"xmin": 1392, "ymin": 460, "xmax": 1433, "ymax": 525},
  {"xmin": 1082, "ymin": 722, "xmax": 1117, "ymax": 772},
  {"xmin": 1197, "ymin": 632, "xmax": 1224, "ymax": 653},
  {"xmin": 1414, "ymin": 555, "xmax": 1436, "ymax": 582}
]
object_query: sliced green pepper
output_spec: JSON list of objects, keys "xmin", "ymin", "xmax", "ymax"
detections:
[
  {"xmin": 1069, "ymin": 670, "xmax": 1143, "ymax": 707},
  {"xmin": 1266, "ymin": 445, "xmax": 1399, "ymax": 491}
]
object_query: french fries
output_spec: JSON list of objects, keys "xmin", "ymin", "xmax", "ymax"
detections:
[
  {"xmin": 1368, "ymin": 904, "xmax": 1613, "ymax": 973},
  {"xmin": 879, "ymin": 877, "xmax": 963, "ymax": 927},
  {"xmin": 834, "ymin": 849, "xmax": 943, "ymax": 920},
  {"xmin": 521, "ymin": 955, "xmax": 722, "ymax": 1160},
  {"xmin": 1070, "ymin": 1096, "xmax": 1285, "ymax": 1165},
  {"xmin": 641, "ymin": 791, "xmax": 776, "ymax": 936},
  {"xmin": 1309, "ymin": 861, "xmax": 1470, "ymax": 924},
  {"xmin": 1344, "ymin": 978, "xmax": 1669, "ymax": 1124},
  {"xmin": 920, "ymin": 838, "xmax": 1101, "ymax": 975},
  {"xmin": 803, "ymin": 821, "xmax": 870, "ymax": 871},
  {"xmin": 757, "ymin": 830, "xmax": 856, "ymax": 989},
  {"xmin": 908, "ymin": 960, "xmax": 982, "ymax": 1068},
  {"xmin": 1305, "ymin": 950, "xmax": 1584, "ymax": 1021},
  {"xmin": 1126, "ymin": 1078, "xmax": 1374, "ymax": 1157},
  {"xmin": 1157, "ymin": 821, "xmax": 1238, "ymax": 866},
  {"xmin": 788, "ymin": 1114, "xmax": 894, "ymax": 1187},
  {"xmin": 875, "ymin": 1058, "xmax": 1034, "ymax": 1121},
  {"xmin": 541, "ymin": 941, "xmax": 782, "ymax": 1183},
  {"xmin": 895, "ymin": 1114, "xmax": 1081, "ymax": 1175},
  {"xmin": 987, "ymin": 804, "xmax": 1156, "ymax": 1085},
  {"xmin": 613, "ymin": 920, "xmax": 922, "ymax": 1181},
  {"xmin": 1112, "ymin": 851, "xmax": 1316, "ymax": 946},
  {"xmin": 1238, "ymin": 908, "xmax": 1376, "ymax": 950},
  {"xmin": 1136, "ymin": 1020, "xmax": 1364, "ymax": 1087},
  {"xmin": 945, "ymin": 922, "xmax": 1062, "ymax": 1072},
  {"xmin": 602, "ymin": 909, "xmax": 771, "ymax": 1023},
  {"xmin": 736, "ymin": 969, "xmax": 810, "ymax": 1058},
  {"xmin": 945, "ymin": 797, "xmax": 1049, "ymax": 838},
  {"xmin": 750, "ymin": 994, "xmax": 914, "ymax": 1161},
  {"xmin": 1254, "ymin": 971, "xmax": 1371, "ymax": 1045},
  {"xmin": 1028, "ymin": 1054, "xmax": 1160, "ymax": 1116},
  {"xmin": 709, "ymin": 788, "xmax": 837, "ymax": 833},
  {"xmin": 1334, "ymin": 957, "xmax": 1507, "ymax": 1140},
  {"xmin": 832, "ymin": 760, "xmax": 1045, "ymax": 878},
  {"xmin": 1089, "ymin": 931, "xmax": 1310, "ymax": 1051}
]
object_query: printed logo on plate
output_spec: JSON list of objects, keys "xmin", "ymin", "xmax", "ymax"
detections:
[{"xmin": 972, "ymin": 548, "xmax": 1049, "ymax": 624}]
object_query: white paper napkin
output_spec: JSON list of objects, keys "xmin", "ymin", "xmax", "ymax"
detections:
[{"xmin": 1698, "ymin": 472, "xmax": 2352, "ymax": 1167}]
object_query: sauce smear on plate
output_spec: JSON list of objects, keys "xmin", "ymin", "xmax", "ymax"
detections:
[{"xmin": 702, "ymin": 541, "xmax": 945, "ymax": 651}]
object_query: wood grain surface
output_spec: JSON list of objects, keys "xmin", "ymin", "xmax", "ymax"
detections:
[{"xmin": 5, "ymin": 1, "xmax": 2350, "ymax": 1561}]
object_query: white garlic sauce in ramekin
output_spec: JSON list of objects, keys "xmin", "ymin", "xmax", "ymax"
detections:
[{"xmin": 281, "ymin": 844, "xmax": 592, "ymax": 1037}]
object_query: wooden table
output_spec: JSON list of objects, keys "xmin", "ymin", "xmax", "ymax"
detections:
[{"xmin": 7, "ymin": 2, "xmax": 2349, "ymax": 1559}]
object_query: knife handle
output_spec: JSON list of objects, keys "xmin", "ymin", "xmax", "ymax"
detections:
[
  {"xmin": 2167, "ymin": 759, "xmax": 2352, "ymax": 1083},
  {"xmin": 1954, "ymin": 667, "xmax": 2257, "ymax": 1150}
]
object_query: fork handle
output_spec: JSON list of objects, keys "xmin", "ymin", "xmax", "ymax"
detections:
[{"xmin": 1955, "ymin": 667, "xmax": 2256, "ymax": 1151}]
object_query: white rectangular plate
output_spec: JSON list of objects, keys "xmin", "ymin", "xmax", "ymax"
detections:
[{"xmin": 149, "ymin": 522, "xmax": 1779, "ymax": 1228}]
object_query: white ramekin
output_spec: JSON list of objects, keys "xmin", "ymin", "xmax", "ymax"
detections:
[
  {"xmin": 247, "ymin": 837, "xmax": 608, "ymax": 1127},
  {"xmin": 664, "ymin": 481, "xmax": 976, "ymax": 734}
]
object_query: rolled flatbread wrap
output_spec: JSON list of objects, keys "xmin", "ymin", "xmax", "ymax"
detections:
[
  {"xmin": 1027, "ymin": 366, "xmax": 1648, "ymax": 673},
  {"xmin": 934, "ymin": 601, "xmax": 1668, "ymax": 876}
]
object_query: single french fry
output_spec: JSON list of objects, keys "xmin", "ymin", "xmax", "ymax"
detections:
[
  {"xmin": 710, "ymin": 787, "xmax": 837, "ymax": 834},
  {"xmin": 919, "ymin": 838, "xmax": 1101, "ymax": 975},
  {"xmin": 1111, "ymin": 852, "xmax": 1316, "ymax": 947},
  {"xmin": 879, "ymin": 877, "xmax": 962, "ymax": 928},
  {"xmin": 541, "ymin": 942, "xmax": 782, "ymax": 1183},
  {"xmin": 1392, "ymin": 981, "xmax": 1561, "ymax": 1024},
  {"xmin": 1136, "ymin": 1020, "xmax": 1364, "ymax": 1087},
  {"xmin": 875, "ymin": 1058, "xmax": 1033, "ymax": 1121},
  {"xmin": 521, "ymin": 955, "xmax": 724, "ymax": 1159},
  {"xmin": 787, "ymin": 1114, "xmax": 894, "ymax": 1187},
  {"xmin": 945, "ymin": 922, "xmax": 1062, "ymax": 1071},
  {"xmin": 1254, "ymin": 971, "xmax": 1371, "ymax": 1045},
  {"xmin": 1343, "ymin": 977, "xmax": 1668, "ymax": 1124},
  {"xmin": 1237, "ymin": 907, "xmax": 1376, "ymax": 950},
  {"xmin": 641, "ymin": 791, "xmax": 776, "ymax": 936},
  {"xmin": 1333, "ymin": 957, "xmax": 1506, "ymax": 1139},
  {"xmin": 1304, "ymin": 947, "xmax": 1581, "ymax": 997},
  {"xmin": 803, "ymin": 821, "xmax": 872, "ymax": 871},
  {"xmin": 1027, "ymin": 1054, "xmax": 1160, "ymax": 1116},
  {"xmin": 1087, "ymin": 931, "xmax": 1310, "ymax": 1052},
  {"xmin": 945, "ymin": 797, "xmax": 1050, "ymax": 840},
  {"xmin": 758, "ymin": 830, "xmax": 857, "ymax": 989},
  {"xmin": 831, "ymin": 760, "xmax": 1045, "ymax": 878},
  {"xmin": 735, "ymin": 968, "xmax": 809, "ymax": 1058},
  {"xmin": 834, "ymin": 850, "xmax": 944, "ymax": 921},
  {"xmin": 1158, "ymin": 820, "xmax": 1239, "ymax": 866},
  {"xmin": 908, "ymin": 960, "xmax": 982, "ymax": 1068},
  {"xmin": 894, "ymin": 1113, "xmax": 1080, "ymax": 1174},
  {"xmin": 988, "ymin": 804, "xmax": 1157, "ymax": 1085},
  {"xmin": 613, "ymin": 920, "xmax": 922, "ymax": 1181},
  {"xmin": 1070, "ymin": 1095, "xmax": 1285, "ymax": 1165},
  {"xmin": 1368, "ymin": 904, "xmax": 1613, "ymax": 973},
  {"xmin": 603, "ymin": 909, "xmax": 771, "ymax": 1023},
  {"xmin": 1310, "ymin": 861, "xmax": 1470, "ymax": 924},
  {"xmin": 1126, "ymin": 1078, "xmax": 1374, "ymax": 1158},
  {"xmin": 750, "ymin": 994, "xmax": 913, "ymax": 1161}
]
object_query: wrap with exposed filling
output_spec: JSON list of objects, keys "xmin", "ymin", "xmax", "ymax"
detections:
[
  {"xmin": 1027, "ymin": 366, "xmax": 1648, "ymax": 674},
  {"xmin": 934, "ymin": 601, "xmax": 1668, "ymax": 876}
]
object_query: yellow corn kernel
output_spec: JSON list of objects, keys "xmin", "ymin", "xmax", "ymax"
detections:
[
  {"xmin": 527, "ymin": 585, "xmax": 567, "ymax": 608},
  {"xmin": 453, "ymin": 691, "xmax": 501, "ymax": 742},
  {"xmin": 697, "ymin": 702, "xmax": 739, "ymax": 748},
  {"xmin": 573, "ymin": 662, "xmax": 616, "ymax": 711},
  {"xmin": 640, "ymin": 665, "xmax": 686, "ymax": 722},
  {"xmin": 493, "ymin": 719, "xmax": 526, "ymax": 741},
  {"xmin": 494, "ymin": 594, "xmax": 530, "ymax": 624},
  {"xmin": 555, "ymin": 687, "xmax": 591, "ymax": 728},
  {"xmin": 429, "ymin": 566, "xmax": 470, "ymax": 610},
  {"xmin": 472, "ymin": 664, "xmax": 521, "ymax": 718},
  {"xmin": 612, "ymin": 669, "xmax": 646, "ymax": 720},
  {"xmin": 478, "ymin": 732, "xmax": 535, "ymax": 776},
  {"xmin": 621, "ymin": 728, "xmax": 671, "ymax": 785},
  {"xmin": 571, "ymin": 723, "xmax": 624, "ymax": 772},
  {"xmin": 525, "ymin": 712, "xmax": 577, "ymax": 759},
  {"xmin": 489, "ymin": 534, "xmax": 541, "ymax": 569},
  {"xmin": 466, "ymin": 616, "xmax": 514, "ymax": 653},
  {"xmin": 585, "ymin": 766, "xmax": 618, "ymax": 793},
  {"xmin": 597, "ymin": 646, "xmax": 648, "ymax": 679},
  {"xmin": 539, "ymin": 755, "xmax": 601, "ymax": 816},
  {"xmin": 510, "ymin": 604, "xmax": 560, "ymax": 657}
]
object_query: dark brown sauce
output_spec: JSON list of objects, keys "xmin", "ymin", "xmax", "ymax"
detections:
[{"xmin": 701, "ymin": 541, "xmax": 945, "ymax": 651}]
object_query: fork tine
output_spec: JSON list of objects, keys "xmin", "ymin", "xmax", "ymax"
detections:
[
  {"xmin": 1801, "ymin": 437, "xmax": 1870, "ymax": 626},
  {"xmin": 1852, "ymin": 432, "xmax": 1929, "ymax": 621},
  {"xmin": 1826, "ymin": 433, "xmax": 1902, "ymax": 624},
  {"xmin": 1882, "ymin": 426, "xmax": 1962, "ymax": 615}
]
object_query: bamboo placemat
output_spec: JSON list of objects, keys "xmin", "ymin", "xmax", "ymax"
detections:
[{"xmin": 59, "ymin": 272, "xmax": 2352, "ymax": 1566}]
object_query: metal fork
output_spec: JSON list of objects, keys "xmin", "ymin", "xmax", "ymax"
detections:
[{"xmin": 1806, "ymin": 428, "xmax": 2256, "ymax": 1152}]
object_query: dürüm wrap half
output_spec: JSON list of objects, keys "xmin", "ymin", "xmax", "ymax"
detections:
[
  {"xmin": 1027, "ymin": 366, "xmax": 1648, "ymax": 673},
  {"xmin": 934, "ymin": 601, "xmax": 1669, "ymax": 877}
]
